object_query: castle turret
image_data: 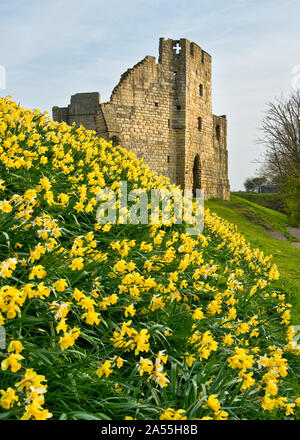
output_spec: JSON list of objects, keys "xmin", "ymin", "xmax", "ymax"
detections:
[{"xmin": 52, "ymin": 38, "xmax": 230, "ymax": 200}]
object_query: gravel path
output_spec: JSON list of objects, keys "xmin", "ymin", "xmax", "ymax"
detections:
[
  {"xmin": 266, "ymin": 226, "xmax": 300, "ymax": 250},
  {"xmin": 286, "ymin": 227, "xmax": 300, "ymax": 250},
  {"xmin": 268, "ymin": 231, "xmax": 288, "ymax": 241},
  {"xmin": 287, "ymin": 227, "xmax": 300, "ymax": 239}
]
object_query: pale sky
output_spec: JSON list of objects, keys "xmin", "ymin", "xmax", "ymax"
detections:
[{"xmin": 1, "ymin": 0, "xmax": 299, "ymax": 190}]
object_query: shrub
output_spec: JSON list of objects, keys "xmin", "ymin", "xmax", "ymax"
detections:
[{"xmin": 281, "ymin": 174, "xmax": 300, "ymax": 226}]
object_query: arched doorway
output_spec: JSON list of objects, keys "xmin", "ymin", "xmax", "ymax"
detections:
[
  {"xmin": 110, "ymin": 135, "xmax": 120, "ymax": 147},
  {"xmin": 192, "ymin": 155, "xmax": 201, "ymax": 197}
]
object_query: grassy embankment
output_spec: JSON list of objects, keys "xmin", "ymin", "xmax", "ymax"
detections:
[
  {"xmin": 206, "ymin": 194, "xmax": 300, "ymax": 324},
  {"xmin": 1, "ymin": 97, "xmax": 299, "ymax": 420},
  {"xmin": 231, "ymin": 192, "xmax": 283, "ymax": 212}
]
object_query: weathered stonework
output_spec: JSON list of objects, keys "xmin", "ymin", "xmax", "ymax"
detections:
[{"xmin": 52, "ymin": 38, "xmax": 230, "ymax": 199}]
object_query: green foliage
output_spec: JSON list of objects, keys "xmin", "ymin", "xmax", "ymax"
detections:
[{"xmin": 281, "ymin": 174, "xmax": 300, "ymax": 227}]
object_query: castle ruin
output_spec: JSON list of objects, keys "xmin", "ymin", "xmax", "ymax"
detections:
[{"xmin": 52, "ymin": 38, "xmax": 230, "ymax": 199}]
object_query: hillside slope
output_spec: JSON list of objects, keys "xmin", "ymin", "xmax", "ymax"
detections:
[
  {"xmin": 0, "ymin": 97, "xmax": 299, "ymax": 420},
  {"xmin": 231, "ymin": 192, "xmax": 284, "ymax": 213}
]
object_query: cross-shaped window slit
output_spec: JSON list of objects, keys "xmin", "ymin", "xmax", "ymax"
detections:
[{"xmin": 173, "ymin": 42, "xmax": 181, "ymax": 54}]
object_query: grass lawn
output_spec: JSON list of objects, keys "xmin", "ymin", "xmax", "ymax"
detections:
[
  {"xmin": 205, "ymin": 195, "xmax": 300, "ymax": 325},
  {"xmin": 231, "ymin": 191, "xmax": 283, "ymax": 212}
]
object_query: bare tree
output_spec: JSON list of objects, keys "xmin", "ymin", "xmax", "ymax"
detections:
[{"xmin": 258, "ymin": 90, "xmax": 300, "ymax": 182}]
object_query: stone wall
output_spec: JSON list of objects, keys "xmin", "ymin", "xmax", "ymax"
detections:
[{"xmin": 52, "ymin": 38, "xmax": 230, "ymax": 200}]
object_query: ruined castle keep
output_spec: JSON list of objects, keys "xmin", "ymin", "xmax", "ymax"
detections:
[{"xmin": 53, "ymin": 38, "xmax": 230, "ymax": 199}]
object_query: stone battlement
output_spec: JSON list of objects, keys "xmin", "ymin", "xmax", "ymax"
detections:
[{"xmin": 52, "ymin": 38, "xmax": 230, "ymax": 200}]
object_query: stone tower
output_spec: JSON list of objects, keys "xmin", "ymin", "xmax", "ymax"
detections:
[{"xmin": 53, "ymin": 38, "xmax": 230, "ymax": 199}]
